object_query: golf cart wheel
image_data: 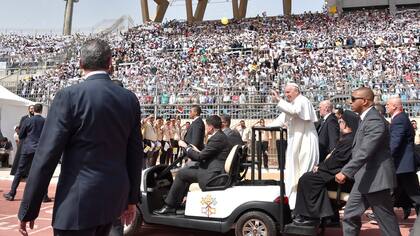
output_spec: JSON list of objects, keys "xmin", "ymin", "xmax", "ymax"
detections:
[
  {"xmin": 123, "ymin": 207, "xmax": 143, "ymax": 236},
  {"xmin": 235, "ymin": 211, "xmax": 276, "ymax": 236}
]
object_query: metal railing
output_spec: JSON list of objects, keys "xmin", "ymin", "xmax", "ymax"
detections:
[
  {"xmin": 1, "ymin": 78, "xmax": 420, "ymax": 119},
  {"xmin": 140, "ymin": 103, "xmax": 280, "ymax": 120},
  {"xmin": 0, "ymin": 65, "xmax": 60, "ymax": 82}
]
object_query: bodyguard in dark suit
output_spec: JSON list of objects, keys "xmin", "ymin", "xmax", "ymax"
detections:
[
  {"xmin": 386, "ymin": 97, "xmax": 420, "ymax": 218},
  {"xmin": 184, "ymin": 105, "xmax": 205, "ymax": 151},
  {"xmin": 154, "ymin": 115, "xmax": 231, "ymax": 214},
  {"xmin": 10, "ymin": 105, "xmax": 34, "ymax": 176},
  {"xmin": 335, "ymin": 87, "xmax": 400, "ymax": 236},
  {"xmin": 221, "ymin": 115, "xmax": 244, "ymax": 146},
  {"xmin": 3, "ymin": 103, "xmax": 44, "ymax": 201},
  {"xmin": 318, "ymin": 100, "xmax": 340, "ymax": 163},
  {"xmin": 294, "ymin": 110, "xmax": 359, "ymax": 226},
  {"xmin": 16, "ymin": 39, "xmax": 143, "ymax": 236}
]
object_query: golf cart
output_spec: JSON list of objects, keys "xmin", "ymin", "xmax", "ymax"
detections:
[{"xmin": 124, "ymin": 126, "xmax": 292, "ymax": 236}]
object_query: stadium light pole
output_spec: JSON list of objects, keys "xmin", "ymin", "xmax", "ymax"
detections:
[
  {"xmin": 283, "ymin": 0, "xmax": 291, "ymax": 16},
  {"xmin": 63, "ymin": 0, "xmax": 78, "ymax": 35}
]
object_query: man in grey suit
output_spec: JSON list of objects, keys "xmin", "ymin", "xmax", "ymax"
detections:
[
  {"xmin": 335, "ymin": 87, "xmax": 401, "ymax": 236},
  {"xmin": 220, "ymin": 115, "xmax": 244, "ymax": 146}
]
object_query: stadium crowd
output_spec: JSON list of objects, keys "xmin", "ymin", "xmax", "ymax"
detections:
[
  {"xmin": 1, "ymin": 8, "xmax": 420, "ymax": 234},
  {"xmin": 2, "ymin": 9, "xmax": 419, "ymax": 110},
  {"xmin": 0, "ymin": 34, "xmax": 82, "ymax": 68}
]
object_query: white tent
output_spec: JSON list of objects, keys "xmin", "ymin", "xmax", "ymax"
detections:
[{"xmin": 0, "ymin": 85, "xmax": 35, "ymax": 164}]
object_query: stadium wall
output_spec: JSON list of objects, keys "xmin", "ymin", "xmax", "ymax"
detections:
[
  {"xmin": 343, "ymin": 0, "xmax": 420, "ymax": 8},
  {"xmin": 395, "ymin": 0, "xmax": 420, "ymax": 5},
  {"xmin": 327, "ymin": 0, "xmax": 420, "ymax": 10}
]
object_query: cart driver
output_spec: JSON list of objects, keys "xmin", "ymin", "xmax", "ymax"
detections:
[{"xmin": 153, "ymin": 115, "xmax": 231, "ymax": 215}]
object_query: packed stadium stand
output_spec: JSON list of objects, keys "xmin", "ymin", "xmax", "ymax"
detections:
[{"xmin": 0, "ymin": 7, "xmax": 419, "ymax": 119}]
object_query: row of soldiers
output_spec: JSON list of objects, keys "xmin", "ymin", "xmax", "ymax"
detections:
[
  {"xmin": 141, "ymin": 115, "xmax": 189, "ymax": 168},
  {"xmin": 139, "ymin": 106, "xmax": 259, "ymax": 169}
]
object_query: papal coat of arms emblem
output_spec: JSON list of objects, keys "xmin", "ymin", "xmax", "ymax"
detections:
[{"xmin": 200, "ymin": 194, "xmax": 217, "ymax": 217}]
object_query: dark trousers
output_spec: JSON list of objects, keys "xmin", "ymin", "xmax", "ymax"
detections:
[
  {"xmin": 159, "ymin": 140, "xmax": 169, "ymax": 165},
  {"xmin": 165, "ymin": 166, "xmax": 202, "ymax": 207},
  {"xmin": 167, "ymin": 139, "xmax": 177, "ymax": 165},
  {"xmin": 10, "ymin": 143, "xmax": 22, "ymax": 175},
  {"xmin": 0, "ymin": 153, "xmax": 9, "ymax": 167},
  {"xmin": 394, "ymin": 172, "xmax": 420, "ymax": 210},
  {"xmin": 10, "ymin": 153, "xmax": 34, "ymax": 196},
  {"xmin": 343, "ymin": 188, "xmax": 401, "ymax": 236},
  {"xmin": 144, "ymin": 139, "xmax": 157, "ymax": 168},
  {"xmin": 53, "ymin": 223, "xmax": 112, "ymax": 236},
  {"xmin": 256, "ymin": 141, "xmax": 269, "ymax": 169}
]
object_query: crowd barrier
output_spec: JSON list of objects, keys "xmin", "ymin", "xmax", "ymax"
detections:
[{"xmin": 1, "ymin": 78, "xmax": 419, "ymax": 119}]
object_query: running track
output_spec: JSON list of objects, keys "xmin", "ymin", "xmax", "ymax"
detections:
[{"xmin": 0, "ymin": 179, "xmax": 416, "ymax": 236}]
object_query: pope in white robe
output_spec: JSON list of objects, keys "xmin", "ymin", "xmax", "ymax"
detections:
[{"xmin": 269, "ymin": 83, "xmax": 319, "ymax": 209}]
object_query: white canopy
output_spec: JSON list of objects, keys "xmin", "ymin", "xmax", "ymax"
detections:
[
  {"xmin": 0, "ymin": 84, "xmax": 34, "ymax": 107},
  {"xmin": 0, "ymin": 85, "xmax": 35, "ymax": 161}
]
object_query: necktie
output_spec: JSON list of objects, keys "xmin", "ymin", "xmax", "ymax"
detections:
[{"xmin": 318, "ymin": 118, "xmax": 324, "ymax": 133}]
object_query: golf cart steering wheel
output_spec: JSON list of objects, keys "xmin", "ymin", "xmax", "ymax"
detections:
[{"xmin": 157, "ymin": 146, "xmax": 187, "ymax": 179}]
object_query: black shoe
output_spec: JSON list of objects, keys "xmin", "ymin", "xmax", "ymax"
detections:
[
  {"xmin": 403, "ymin": 207, "xmax": 411, "ymax": 220},
  {"xmin": 292, "ymin": 214, "xmax": 305, "ymax": 223},
  {"xmin": 293, "ymin": 215, "xmax": 319, "ymax": 226},
  {"xmin": 3, "ymin": 193, "xmax": 14, "ymax": 201},
  {"xmin": 43, "ymin": 196, "xmax": 52, "ymax": 203},
  {"xmin": 293, "ymin": 219, "xmax": 320, "ymax": 227},
  {"xmin": 153, "ymin": 205, "xmax": 176, "ymax": 215},
  {"xmin": 365, "ymin": 212, "xmax": 378, "ymax": 225}
]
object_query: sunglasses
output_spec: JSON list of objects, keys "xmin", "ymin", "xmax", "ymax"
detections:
[{"xmin": 351, "ymin": 96, "xmax": 365, "ymax": 102}]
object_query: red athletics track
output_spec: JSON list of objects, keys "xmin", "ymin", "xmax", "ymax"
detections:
[{"xmin": 0, "ymin": 178, "xmax": 416, "ymax": 236}]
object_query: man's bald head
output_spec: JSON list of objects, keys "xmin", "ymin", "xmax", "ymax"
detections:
[
  {"xmin": 387, "ymin": 97, "xmax": 402, "ymax": 108},
  {"xmin": 386, "ymin": 96, "xmax": 403, "ymax": 116},
  {"xmin": 319, "ymin": 100, "xmax": 333, "ymax": 117}
]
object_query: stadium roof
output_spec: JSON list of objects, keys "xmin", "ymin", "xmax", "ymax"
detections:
[{"xmin": 140, "ymin": 0, "xmax": 293, "ymax": 23}]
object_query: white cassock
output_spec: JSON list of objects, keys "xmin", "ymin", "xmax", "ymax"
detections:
[{"xmin": 268, "ymin": 94, "xmax": 319, "ymax": 209}]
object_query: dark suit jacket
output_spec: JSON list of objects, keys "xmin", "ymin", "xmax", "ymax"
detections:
[
  {"xmin": 19, "ymin": 115, "xmax": 45, "ymax": 155},
  {"xmin": 341, "ymin": 107, "xmax": 397, "ymax": 194},
  {"xmin": 18, "ymin": 73, "xmax": 143, "ymax": 230},
  {"xmin": 223, "ymin": 128, "xmax": 244, "ymax": 146},
  {"xmin": 318, "ymin": 114, "xmax": 340, "ymax": 162},
  {"xmin": 187, "ymin": 130, "xmax": 231, "ymax": 188},
  {"xmin": 10, "ymin": 114, "xmax": 33, "ymax": 175},
  {"xmin": 318, "ymin": 132, "xmax": 354, "ymax": 182},
  {"xmin": 184, "ymin": 117, "xmax": 205, "ymax": 151},
  {"xmin": 390, "ymin": 112, "xmax": 416, "ymax": 174},
  {"xmin": 19, "ymin": 114, "xmax": 32, "ymax": 128}
]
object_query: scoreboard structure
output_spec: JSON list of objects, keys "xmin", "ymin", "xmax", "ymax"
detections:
[
  {"xmin": 140, "ymin": 0, "xmax": 293, "ymax": 23},
  {"xmin": 62, "ymin": 0, "xmax": 294, "ymax": 34},
  {"xmin": 326, "ymin": 0, "xmax": 420, "ymax": 14}
]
